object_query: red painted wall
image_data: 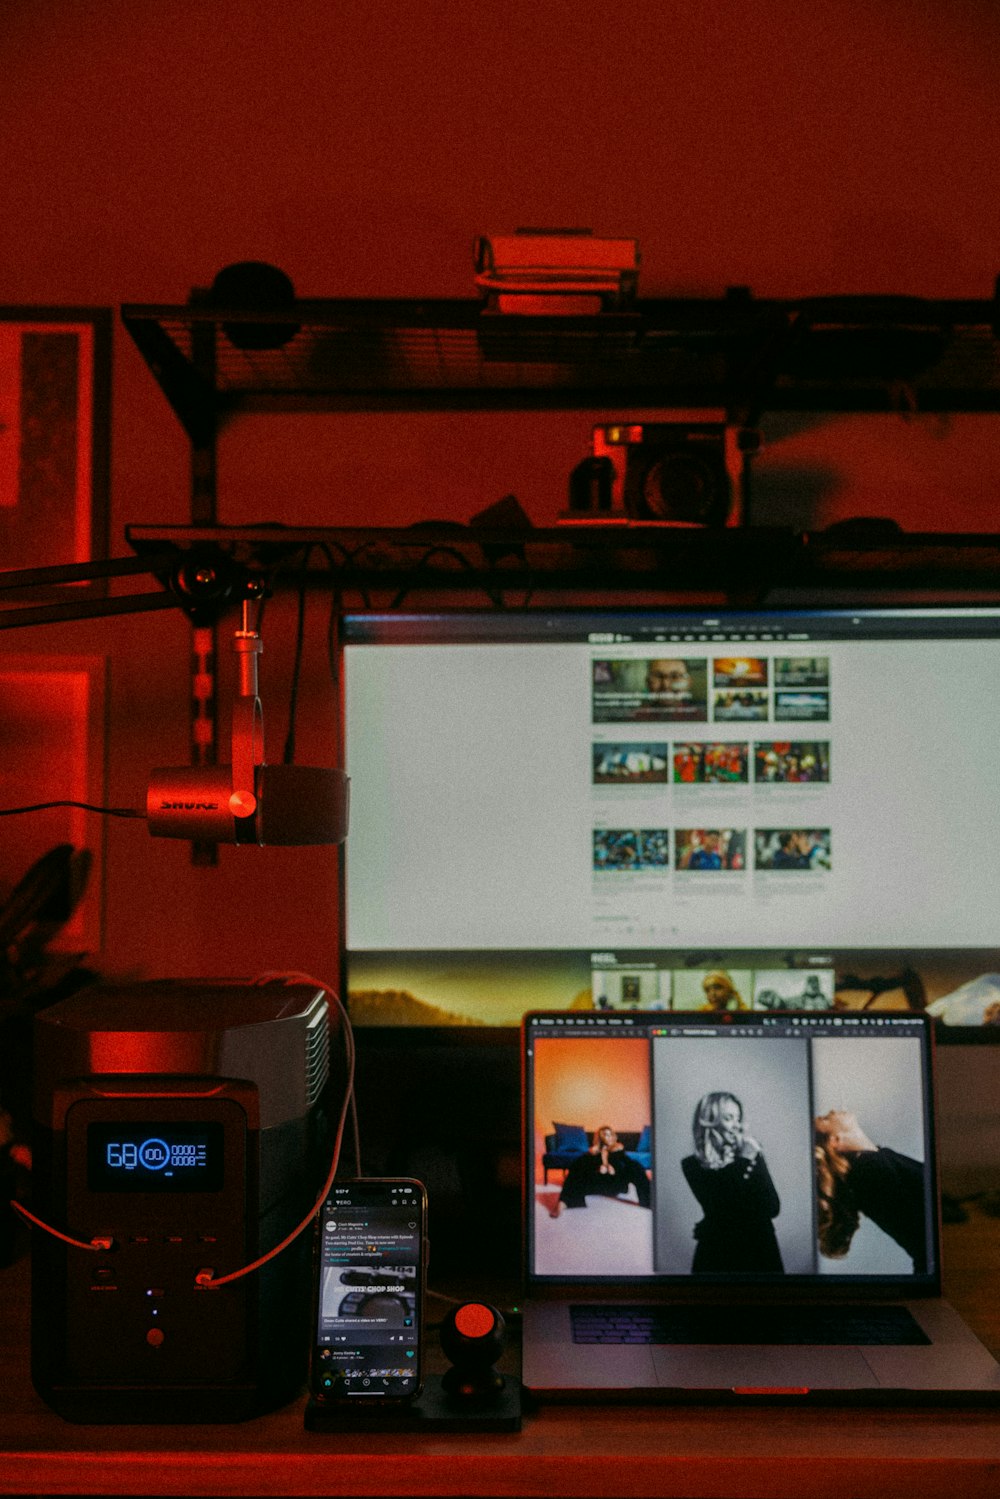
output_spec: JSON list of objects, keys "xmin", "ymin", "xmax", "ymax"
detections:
[{"xmin": 0, "ymin": 0, "xmax": 998, "ymax": 983}]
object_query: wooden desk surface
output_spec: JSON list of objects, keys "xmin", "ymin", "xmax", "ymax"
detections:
[{"xmin": 2, "ymin": 1212, "xmax": 999, "ymax": 1498}]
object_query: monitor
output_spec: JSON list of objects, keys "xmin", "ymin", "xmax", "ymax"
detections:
[{"xmin": 341, "ymin": 605, "xmax": 1000, "ymax": 1038}]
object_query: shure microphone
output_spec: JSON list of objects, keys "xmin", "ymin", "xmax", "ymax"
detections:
[
  {"xmin": 146, "ymin": 596, "xmax": 350, "ymax": 847},
  {"xmin": 146, "ymin": 763, "xmax": 349, "ymax": 844}
]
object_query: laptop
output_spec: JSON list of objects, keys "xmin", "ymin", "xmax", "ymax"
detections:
[{"xmin": 522, "ymin": 1008, "xmax": 1000, "ymax": 1402}]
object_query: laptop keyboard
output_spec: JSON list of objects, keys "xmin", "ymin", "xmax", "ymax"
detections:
[{"xmin": 571, "ymin": 1303, "xmax": 931, "ymax": 1347}]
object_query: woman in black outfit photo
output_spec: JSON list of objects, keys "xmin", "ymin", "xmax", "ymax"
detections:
[
  {"xmin": 681, "ymin": 1091, "xmax": 784, "ymax": 1273},
  {"xmin": 814, "ymin": 1109, "xmax": 927, "ymax": 1273},
  {"xmin": 550, "ymin": 1125, "xmax": 651, "ymax": 1216}
]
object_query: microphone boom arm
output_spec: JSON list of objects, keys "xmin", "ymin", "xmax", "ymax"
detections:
[{"xmin": 230, "ymin": 592, "xmax": 266, "ymax": 839}]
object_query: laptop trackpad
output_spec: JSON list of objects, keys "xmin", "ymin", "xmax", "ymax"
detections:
[{"xmin": 651, "ymin": 1345, "xmax": 876, "ymax": 1390}]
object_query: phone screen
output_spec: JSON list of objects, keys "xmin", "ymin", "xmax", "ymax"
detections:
[{"xmin": 311, "ymin": 1178, "xmax": 425, "ymax": 1401}]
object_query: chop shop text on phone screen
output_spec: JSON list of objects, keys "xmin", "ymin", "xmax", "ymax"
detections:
[{"xmin": 315, "ymin": 1182, "xmax": 421, "ymax": 1397}]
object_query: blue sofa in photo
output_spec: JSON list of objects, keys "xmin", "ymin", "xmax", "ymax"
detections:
[{"xmin": 541, "ymin": 1122, "xmax": 652, "ymax": 1183}]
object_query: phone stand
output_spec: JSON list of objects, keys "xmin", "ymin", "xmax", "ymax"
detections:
[
  {"xmin": 304, "ymin": 1372, "xmax": 522, "ymax": 1432},
  {"xmin": 305, "ymin": 1301, "xmax": 522, "ymax": 1432}
]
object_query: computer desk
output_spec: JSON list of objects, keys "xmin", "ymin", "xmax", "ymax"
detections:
[{"xmin": 1, "ymin": 1208, "xmax": 998, "ymax": 1499}]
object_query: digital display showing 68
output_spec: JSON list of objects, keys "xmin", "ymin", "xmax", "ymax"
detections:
[{"xmin": 86, "ymin": 1123, "xmax": 225, "ymax": 1192}]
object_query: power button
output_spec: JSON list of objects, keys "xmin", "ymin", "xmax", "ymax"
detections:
[{"xmin": 146, "ymin": 1328, "xmax": 165, "ymax": 1348}]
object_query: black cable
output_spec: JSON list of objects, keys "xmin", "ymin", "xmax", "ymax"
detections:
[
  {"xmin": 256, "ymin": 540, "xmax": 314, "ymax": 634},
  {"xmin": 282, "ymin": 545, "xmax": 315, "ymax": 765},
  {"xmin": 0, "ymin": 801, "xmax": 144, "ymax": 819},
  {"xmin": 386, "ymin": 542, "xmax": 480, "ymax": 610},
  {"xmin": 247, "ymin": 540, "xmax": 313, "ymax": 768},
  {"xmin": 317, "ymin": 549, "xmax": 344, "ymax": 765}
]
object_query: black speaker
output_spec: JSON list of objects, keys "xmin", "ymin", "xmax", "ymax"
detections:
[
  {"xmin": 30, "ymin": 980, "xmax": 333, "ymax": 1422},
  {"xmin": 210, "ymin": 261, "xmax": 300, "ymax": 351}
]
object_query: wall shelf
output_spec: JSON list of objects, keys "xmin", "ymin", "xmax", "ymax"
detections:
[
  {"xmin": 118, "ymin": 288, "xmax": 1000, "ymax": 859},
  {"xmin": 121, "ymin": 292, "xmax": 1000, "ymax": 445},
  {"xmin": 113, "ymin": 289, "xmax": 1000, "ymax": 869},
  {"xmin": 123, "ymin": 522, "xmax": 1000, "ymax": 604}
]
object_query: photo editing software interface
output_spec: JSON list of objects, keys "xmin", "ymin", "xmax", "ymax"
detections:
[
  {"xmin": 524, "ymin": 1010, "xmax": 937, "ymax": 1284},
  {"xmin": 342, "ymin": 606, "xmax": 1000, "ymax": 1032}
]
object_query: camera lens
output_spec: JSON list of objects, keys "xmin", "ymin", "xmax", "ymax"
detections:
[{"xmin": 641, "ymin": 452, "xmax": 727, "ymax": 525}]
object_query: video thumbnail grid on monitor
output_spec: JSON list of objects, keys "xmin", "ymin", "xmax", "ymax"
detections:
[
  {"xmin": 591, "ymin": 653, "xmax": 831, "ymax": 878},
  {"xmin": 343, "ymin": 610, "xmax": 1000, "ymax": 1028}
]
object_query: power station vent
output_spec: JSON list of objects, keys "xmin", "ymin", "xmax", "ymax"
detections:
[{"xmin": 305, "ymin": 1005, "xmax": 331, "ymax": 1107}]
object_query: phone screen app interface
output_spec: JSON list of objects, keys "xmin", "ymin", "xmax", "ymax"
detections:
[{"xmin": 315, "ymin": 1182, "xmax": 421, "ymax": 1397}]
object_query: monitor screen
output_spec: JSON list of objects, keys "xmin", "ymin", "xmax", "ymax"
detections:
[{"xmin": 342, "ymin": 606, "xmax": 1000, "ymax": 1033}]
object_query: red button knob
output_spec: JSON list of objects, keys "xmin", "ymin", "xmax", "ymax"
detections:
[{"xmin": 454, "ymin": 1302, "xmax": 496, "ymax": 1340}]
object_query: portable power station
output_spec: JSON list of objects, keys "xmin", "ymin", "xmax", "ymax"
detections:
[{"xmin": 30, "ymin": 980, "xmax": 334, "ymax": 1422}]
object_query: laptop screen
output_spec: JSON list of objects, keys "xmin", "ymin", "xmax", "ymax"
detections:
[
  {"xmin": 524, "ymin": 1009, "xmax": 939, "ymax": 1288},
  {"xmin": 342, "ymin": 605, "xmax": 1000, "ymax": 1032}
]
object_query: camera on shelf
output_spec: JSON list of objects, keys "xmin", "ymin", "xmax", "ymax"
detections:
[{"xmin": 564, "ymin": 417, "xmax": 760, "ymax": 529}]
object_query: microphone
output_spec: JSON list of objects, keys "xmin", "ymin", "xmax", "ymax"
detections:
[
  {"xmin": 146, "ymin": 763, "xmax": 349, "ymax": 845},
  {"xmin": 146, "ymin": 594, "xmax": 349, "ymax": 847}
]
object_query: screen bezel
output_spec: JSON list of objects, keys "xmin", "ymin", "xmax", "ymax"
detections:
[{"xmin": 521, "ymin": 1008, "xmax": 942, "ymax": 1299}]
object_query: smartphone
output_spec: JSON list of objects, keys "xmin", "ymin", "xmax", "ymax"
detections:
[{"xmin": 309, "ymin": 1178, "xmax": 426, "ymax": 1403}]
